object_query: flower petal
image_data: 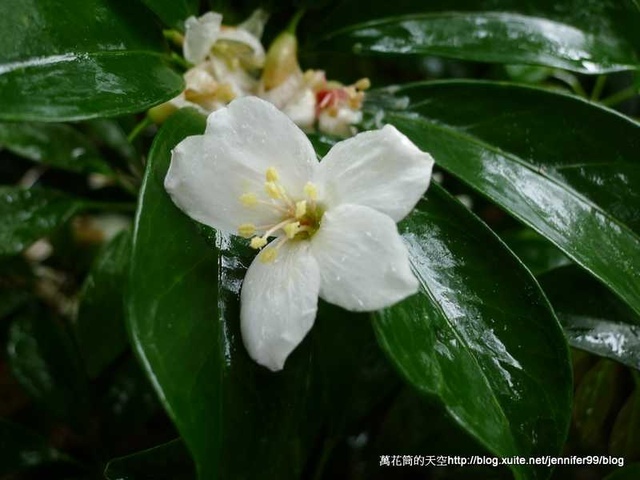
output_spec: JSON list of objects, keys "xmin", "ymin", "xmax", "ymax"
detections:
[
  {"xmin": 203, "ymin": 97, "xmax": 318, "ymax": 198},
  {"xmin": 165, "ymin": 134, "xmax": 281, "ymax": 234},
  {"xmin": 316, "ymin": 124, "xmax": 434, "ymax": 222},
  {"xmin": 311, "ymin": 204, "xmax": 418, "ymax": 311},
  {"xmin": 184, "ymin": 12, "xmax": 222, "ymax": 64},
  {"xmin": 241, "ymin": 240, "xmax": 320, "ymax": 371}
]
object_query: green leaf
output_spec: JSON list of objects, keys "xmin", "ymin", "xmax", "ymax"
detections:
[
  {"xmin": 75, "ymin": 231, "xmax": 131, "ymax": 378},
  {"xmin": 0, "ymin": 419, "xmax": 71, "ymax": 475},
  {"xmin": 501, "ymin": 229, "xmax": 571, "ymax": 276},
  {"xmin": 573, "ymin": 359, "xmax": 626, "ymax": 450},
  {"xmin": 104, "ymin": 439, "xmax": 195, "ymax": 480},
  {"xmin": 0, "ymin": 122, "xmax": 113, "ymax": 174},
  {"xmin": 610, "ymin": 388, "xmax": 640, "ymax": 460},
  {"xmin": 128, "ymin": 108, "xmax": 397, "ymax": 479},
  {"xmin": 539, "ymin": 266, "xmax": 640, "ymax": 370},
  {"xmin": 374, "ymin": 184, "xmax": 572, "ymax": 480},
  {"xmin": 308, "ymin": 1, "xmax": 640, "ymax": 74},
  {"xmin": 378, "ymin": 81, "xmax": 640, "ymax": 316},
  {"xmin": 141, "ymin": 0, "xmax": 199, "ymax": 30},
  {"xmin": 7, "ymin": 304, "xmax": 91, "ymax": 430},
  {"xmin": 0, "ymin": 0, "xmax": 183, "ymax": 121},
  {"xmin": 0, "ymin": 187, "xmax": 84, "ymax": 257}
]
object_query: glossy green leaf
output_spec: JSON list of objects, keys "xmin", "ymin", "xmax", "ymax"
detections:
[
  {"xmin": 0, "ymin": 419, "xmax": 71, "ymax": 475},
  {"xmin": 0, "ymin": 122, "xmax": 112, "ymax": 174},
  {"xmin": 104, "ymin": 439, "xmax": 195, "ymax": 480},
  {"xmin": 539, "ymin": 266, "xmax": 640, "ymax": 370},
  {"xmin": 128, "ymin": 108, "xmax": 397, "ymax": 479},
  {"xmin": 501, "ymin": 229, "xmax": 571, "ymax": 276},
  {"xmin": 0, "ymin": 187, "xmax": 84, "ymax": 256},
  {"xmin": 0, "ymin": 0, "xmax": 183, "ymax": 121},
  {"xmin": 0, "ymin": 186, "xmax": 83, "ymax": 256},
  {"xmin": 377, "ymin": 81, "xmax": 640, "ymax": 316},
  {"xmin": 141, "ymin": 0, "xmax": 199, "ymax": 30},
  {"xmin": 374, "ymin": 184, "xmax": 572, "ymax": 480},
  {"xmin": 75, "ymin": 231, "xmax": 131, "ymax": 378},
  {"xmin": 308, "ymin": 0, "xmax": 640, "ymax": 74},
  {"xmin": 7, "ymin": 304, "xmax": 91, "ymax": 430}
]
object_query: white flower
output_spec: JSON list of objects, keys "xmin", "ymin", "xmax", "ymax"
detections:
[
  {"xmin": 171, "ymin": 11, "xmax": 267, "ymax": 114},
  {"xmin": 164, "ymin": 97, "xmax": 434, "ymax": 371}
]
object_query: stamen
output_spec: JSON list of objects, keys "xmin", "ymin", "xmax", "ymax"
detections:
[
  {"xmin": 238, "ymin": 223, "xmax": 256, "ymax": 238},
  {"xmin": 295, "ymin": 200, "xmax": 307, "ymax": 219},
  {"xmin": 355, "ymin": 77, "xmax": 371, "ymax": 90},
  {"xmin": 250, "ymin": 237, "xmax": 267, "ymax": 249},
  {"xmin": 240, "ymin": 192, "xmax": 258, "ymax": 207},
  {"xmin": 283, "ymin": 221, "xmax": 301, "ymax": 239},
  {"xmin": 266, "ymin": 167, "xmax": 279, "ymax": 182},
  {"xmin": 265, "ymin": 181, "xmax": 282, "ymax": 199},
  {"xmin": 304, "ymin": 182, "xmax": 318, "ymax": 201}
]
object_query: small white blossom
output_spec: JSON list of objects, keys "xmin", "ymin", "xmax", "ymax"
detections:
[{"xmin": 165, "ymin": 97, "xmax": 434, "ymax": 371}]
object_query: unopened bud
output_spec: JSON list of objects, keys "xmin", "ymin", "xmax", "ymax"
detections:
[
  {"xmin": 262, "ymin": 32, "xmax": 300, "ymax": 90},
  {"xmin": 148, "ymin": 102, "xmax": 178, "ymax": 124}
]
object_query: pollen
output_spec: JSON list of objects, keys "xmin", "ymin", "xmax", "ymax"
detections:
[
  {"xmin": 295, "ymin": 200, "xmax": 307, "ymax": 219},
  {"xmin": 303, "ymin": 182, "xmax": 318, "ymax": 201},
  {"xmin": 265, "ymin": 167, "xmax": 279, "ymax": 182},
  {"xmin": 250, "ymin": 236, "xmax": 267, "ymax": 249},
  {"xmin": 240, "ymin": 192, "xmax": 258, "ymax": 207},
  {"xmin": 283, "ymin": 221, "xmax": 301, "ymax": 239},
  {"xmin": 238, "ymin": 223, "xmax": 256, "ymax": 238},
  {"xmin": 260, "ymin": 247, "xmax": 278, "ymax": 263}
]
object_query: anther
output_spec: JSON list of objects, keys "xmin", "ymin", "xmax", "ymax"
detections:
[
  {"xmin": 240, "ymin": 192, "xmax": 258, "ymax": 207},
  {"xmin": 238, "ymin": 223, "xmax": 256, "ymax": 238},
  {"xmin": 304, "ymin": 182, "xmax": 318, "ymax": 201},
  {"xmin": 355, "ymin": 77, "xmax": 371, "ymax": 90},
  {"xmin": 266, "ymin": 167, "xmax": 279, "ymax": 182},
  {"xmin": 295, "ymin": 200, "xmax": 307, "ymax": 219},
  {"xmin": 250, "ymin": 237, "xmax": 267, "ymax": 249},
  {"xmin": 265, "ymin": 181, "xmax": 282, "ymax": 199},
  {"xmin": 260, "ymin": 247, "xmax": 278, "ymax": 263},
  {"xmin": 283, "ymin": 222, "xmax": 301, "ymax": 239}
]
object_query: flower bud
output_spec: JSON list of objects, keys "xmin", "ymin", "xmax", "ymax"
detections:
[{"xmin": 262, "ymin": 32, "xmax": 300, "ymax": 91}]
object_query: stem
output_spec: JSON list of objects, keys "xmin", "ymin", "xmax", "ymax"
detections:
[
  {"xmin": 312, "ymin": 436, "xmax": 338, "ymax": 480},
  {"xmin": 286, "ymin": 9, "xmax": 306, "ymax": 33},
  {"xmin": 601, "ymin": 86, "xmax": 638, "ymax": 107},
  {"xmin": 590, "ymin": 75, "xmax": 607, "ymax": 101},
  {"xmin": 127, "ymin": 116, "xmax": 153, "ymax": 144},
  {"xmin": 169, "ymin": 51, "xmax": 192, "ymax": 71}
]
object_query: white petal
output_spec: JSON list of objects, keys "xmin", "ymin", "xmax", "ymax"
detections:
[
  {"xmin": 241, "ymin": 241, "xmax": 320, "ymax": 371},
  {"xmin": 208, "ymin": 57, "xmax": 257, "ymax": 97},
  {"xmin": 165, "ymin": 134, "xmax": 282, "ymax": 234},
  {"xmin": 259, "ymin": 72, "xmax": 303, "ymax": 109},
  {"xmin": 216, "ymin": 27, "xmax": 266, "ymax": 68},
  {"xmin": 203, "ymin": 97, "xmax": 318, "ymax": 199},
  {"xmin": 311, "ymin": 204, "xmax": 418, "ymax": 311},
  {"xmin": 316, "ymin": 124, "xmax": 434, "ymax": 222},
  {"xmin": 183, "ymin": 12, "xmax": 222, "ymax": 64},
  {"xmin": 318, "ymin": 108, "xmax": 362, "ymax": 137},
  {"xmin": 282, "ymin": 88, "xmax": 316, "ymax": 130}
]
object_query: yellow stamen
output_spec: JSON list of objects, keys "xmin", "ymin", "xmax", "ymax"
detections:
[
  {"xmin": 260, "ymin": 247, "xmax": 278, "ymax": 263},
  {"xmin": 265, "ymin": 181, "xmax": 282, "ymax": 199},
  {"xmin": 238, "ymin": 223, "xmax": 256, "ymax": 238},
  {"xmin": 355, "ymin": 77, "xmax": 371, "ymax": 91},
  {"xmin": 283, "ymin": 222, "xmax": 301, "ymax": 239},
  {"xmin": 295, "ymin": 200, "xmax": 307, "ymax": 219},
  {"xmin": 240, "ymin": 192, "xmax": 258, "ymax": 207},
  {"xmin": 266, "ymin": 167, "xmax": 279, "ymax": 182},
  {"xmin": 303, "ymin": 182, "xmax": 318, "ymax": 201},
  {"xmin": 250, "ymin": 237, "xmax": 267, "ymax": 249}
]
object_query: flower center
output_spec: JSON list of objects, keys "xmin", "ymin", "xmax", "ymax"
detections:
[{"xmin": 237, "ymin": 166, "xmax": 323, "ymax": 263}]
